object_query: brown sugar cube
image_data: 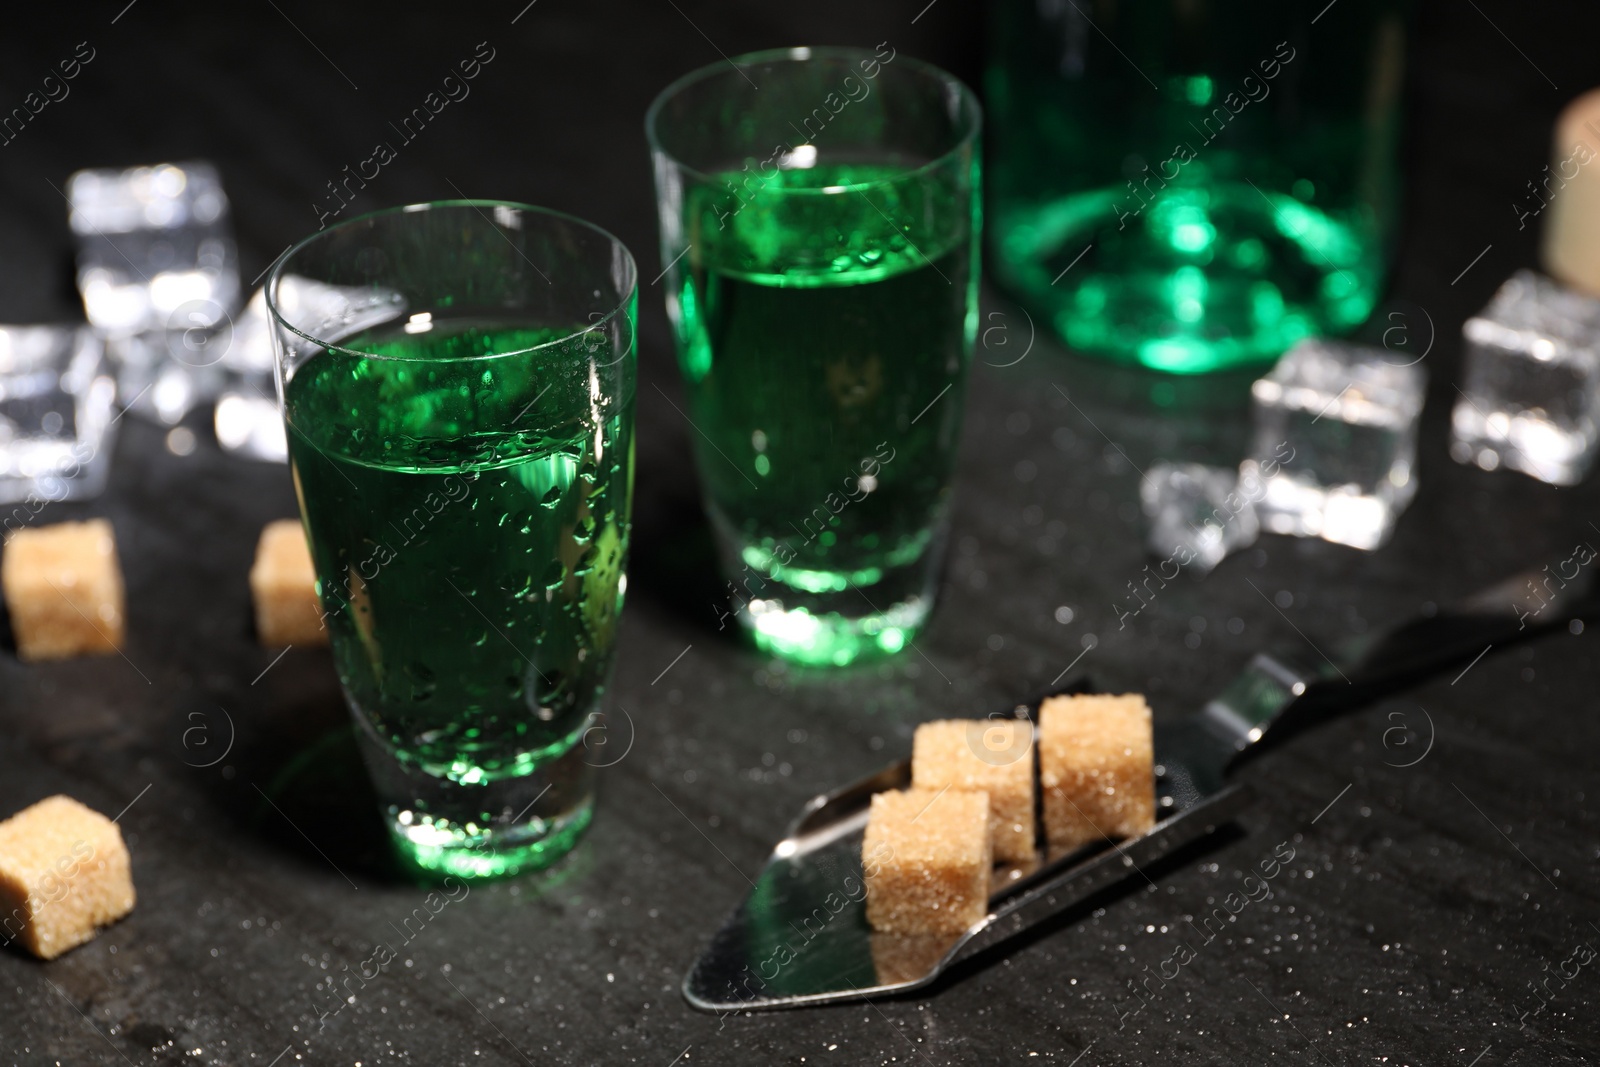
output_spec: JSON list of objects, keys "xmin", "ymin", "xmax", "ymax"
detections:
[
  {"xmin": 0, "ymin": 795, "xmax": 135, "ymax": 959},
  {"xmin": 863, "ymin": 789, "xmax": 991, "ymax": 935},
  {"xmin": 2, "ymin": 519, "xmax": 124, "ymax": 661},
  {"xmin": 911, "ymin": 719, "xmax": 1036, "ymax": 864},
  {"xmin": 250, "ymin": 519, "xmax": 328, "ymax": 647},
  {"xmin": 870, "ymin": 930, "xmax": 960, "ymax": 985},
  {"xmin": 1039, "ymin": 694, "xmax": 1157, "ymax": 852}
]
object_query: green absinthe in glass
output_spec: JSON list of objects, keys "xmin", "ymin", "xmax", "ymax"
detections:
[
  {"xmin": 673, "ymin": 161, "xmax": 976, "ymax": 666},
  {"xmin": 285, "ymin": 318, "xmax": 633, "ymax": 875},
  {"xmin": 988, "ymin": 0, "xmax": 1405, "ymax": 373}
]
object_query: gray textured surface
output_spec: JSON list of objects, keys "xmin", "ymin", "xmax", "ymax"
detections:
[{"xmin": 1, "ymin": 2, "xmax": 1598, "ymax": 1064}]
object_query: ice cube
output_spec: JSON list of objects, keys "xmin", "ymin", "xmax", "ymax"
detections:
[
  {"xmin": 68, "ymin": 161, "xmax": 239, "ymax": 338},
  {"xmin": 214, "ymin": 392, "xmax": 286, "ymax": 463},
  {"xmin": 0, "ymin": 326, "xmax": 117, "ymax": 505},
  {"xmin": 1244, "ymin": 338, "xmax": 1425, "ymax": 550},
  {"xmin": 1449, "ymin": 270, "xmax": 1600, "ymax": 486},
  {"xmin": 212, "ymin": 286, "xmax": 290, "ymax": 462},
  {"xmin": 207, "ymin": 277, "xmax": 406, "ymax": 462},
  {"xmin": 104, "ymin": 332, "xmax": 227, "ymax": 426},
  {"xmin": 1139, "ymin": 462, "xmax": 1260, "ymax": 575}
]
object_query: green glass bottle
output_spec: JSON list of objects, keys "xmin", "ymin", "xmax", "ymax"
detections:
[{"xmin": 987, "ymin": 0, "xmax": 1407, "ymax": 373}]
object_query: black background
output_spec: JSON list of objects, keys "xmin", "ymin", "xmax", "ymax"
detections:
[{"xmin": 0, "ymin": 2, "xmax": 1598, "ymax": 1064}]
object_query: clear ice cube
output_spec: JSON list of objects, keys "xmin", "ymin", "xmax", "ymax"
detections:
[
  {"xmin": 68, "ymin": 161, "xmax": 239, "ymax": 337},
  {"xmin": 0, "ymin": 326, "xmax": 117, "ymax": 505},
  {"xmin": 1449, "ymin": 270, "xmax": 1600, "ymax": 486},
  {"xmin": 105, "ymin": 332, "xmax": 227, "ymax": 426},
  {"xmin": 208, "ymin": 277, "xmax": 407, "ymax": 462},
  {"xmin": 1139, "ymin": 462, "xmax": 1260, "ymax": 575},
  {"xmin": 1244, "ymin": 338, "xmax": 1425, "ymax": 550},
  {"xmin": 213, "ymin": 287, "xmax": 285, "ymax": 462},
  {"xmin": 214, "ymin": 392, "xmax": 286, "ymax": 462},
  {"xmin": 70, "ymin": 161, "xmax": 241, "ymax": 423}
]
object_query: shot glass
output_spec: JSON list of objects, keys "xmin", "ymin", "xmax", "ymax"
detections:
[
  {"xmin": 267, "ymin": 202, "xmax": 637, "ymax": 878},
  {"xmin": 646, "ymin": 47, "xmax": 982, "ymax": 666}
]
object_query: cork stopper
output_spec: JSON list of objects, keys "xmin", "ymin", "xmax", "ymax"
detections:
[{"xmin": 1539, "ymin": 89, "xmax": 1600, "ymax": 297}]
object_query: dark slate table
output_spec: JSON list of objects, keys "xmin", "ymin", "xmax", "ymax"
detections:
[{"xmin": 1, "ymin": 3, "xmax": 1597, "ymax": 1064}]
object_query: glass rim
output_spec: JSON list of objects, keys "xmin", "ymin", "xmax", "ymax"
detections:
[
  {"xmin": 644, "ymin": 45, "xmax": 982, "ymax": 192},
  {"xmin": 266, "ymin": 199, "xmax": 638, "ymax": 364}
]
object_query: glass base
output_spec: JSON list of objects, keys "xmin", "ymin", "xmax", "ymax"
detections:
[
  {"xmin": 351, "ymin": 706, "xmax": 597, "ymax": 880},
  {"xmin": 743, "ymin": 592, "xmax": 931, "ymax": 667},
  {"xmin": 991, "ymin": 181, "xmax": 1382, "ymax": 374},
  {"xmin": 710, "ymin": 499, "xmax": 947, "ymax": 666},
  {"xmin": 391, "ymin": 797, "xmax": 594, "ymax": 880},
  {"xmin": 726, "ymin": 540, "xmax": 942, "ymax": 667}
]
